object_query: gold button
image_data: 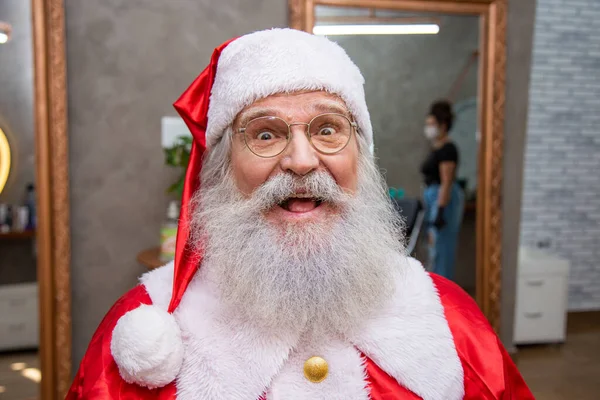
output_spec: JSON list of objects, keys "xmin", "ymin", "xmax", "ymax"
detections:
[{"xmin": 304, "ymin": 356, "xmax": 329, "ymax": 383}]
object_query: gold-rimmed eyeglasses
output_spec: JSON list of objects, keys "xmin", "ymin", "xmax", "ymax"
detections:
[{"xmin": 238, "ymin": 113, "xmax": 357, "ymax": 158}]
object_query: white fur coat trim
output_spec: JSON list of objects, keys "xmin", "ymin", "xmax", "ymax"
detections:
[
  {"xmin": 206, "ymin": 28, "xmax": 373, "ymax": 150},
  {"xmin": 141, "ymin": 258, "xmax": 463, "ymax": 399},
  {"xmin": 350, "ymin": 257, "xmax": 464, "ymax": 400},
  {"xmin": 265, "ymin": 334, "xmax": 369, "ymax": 400}
]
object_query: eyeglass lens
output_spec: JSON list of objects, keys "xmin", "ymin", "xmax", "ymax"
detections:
[{"xmin": 244, "ymin": 114, "xmax": 352, "ymax": 157}]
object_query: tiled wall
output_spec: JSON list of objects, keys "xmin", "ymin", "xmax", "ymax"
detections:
[{"xmin": 521, "ymin": 0, "xmax": 600, "ymax": 310}]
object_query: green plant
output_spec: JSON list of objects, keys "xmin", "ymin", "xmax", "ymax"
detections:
[{"xmin": 164, "ymin": 135, "xmax": 193, "ymax": 199}]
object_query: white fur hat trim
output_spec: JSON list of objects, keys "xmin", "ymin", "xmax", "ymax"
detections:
[
  {"xmin": 110, "ymin": 304, "xmax": 184, "ymax": 389},
  {"xmin": 206, "ymin": 28, "xmax": 373, "ymax": 150}
]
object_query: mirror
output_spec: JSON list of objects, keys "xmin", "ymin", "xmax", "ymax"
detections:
[
  {"xmin": 1, "ymin": 0, "xmax": 71, "ymax": 399},
  {"xmin": 0, "ymin": 1, "xmax": 41, "ymax": 398},
  {"xmin": 290, "ymin": 0, "xmax": 507, "ymax": 330},
  {"xmin": 314, "ymin": 6, "xmax": 480, "ymax": 295}
]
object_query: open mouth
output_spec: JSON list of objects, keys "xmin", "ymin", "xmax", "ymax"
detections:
[{"xmin": 278, "ymin": 193, "xmax": 324, "ymax": 213}]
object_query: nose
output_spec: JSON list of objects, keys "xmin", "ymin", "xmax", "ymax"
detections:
[{"xmin": 279, "ymin": 124, "xmax": 319, "ymax": 176}]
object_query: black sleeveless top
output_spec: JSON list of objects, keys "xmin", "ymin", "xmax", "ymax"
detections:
[{"xmin": 420, "ymin": 142, "xmax": 459, "ymax": 186}]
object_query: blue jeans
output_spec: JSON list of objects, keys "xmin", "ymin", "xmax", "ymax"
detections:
[{"xmin": 423, "ymin": 184, "xmax": 464, "ymax": 280}]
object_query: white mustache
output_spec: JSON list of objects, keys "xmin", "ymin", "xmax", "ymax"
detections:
[{"xmin": 250, "ymin": 171, "xmax": 351, "ymax": 211}]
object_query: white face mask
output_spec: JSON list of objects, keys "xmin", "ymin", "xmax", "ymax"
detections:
[{"xmin": 424, "ymin": 125, "xmax": 439, "ymax": 140}]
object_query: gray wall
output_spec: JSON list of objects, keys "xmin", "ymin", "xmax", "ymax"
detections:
[
  {"xmin": 330, "ymin": 16, "xmax": 479, "ymax": 197},
  {"xmin": 501, "ymin": 0, "xmax": 537, "ymax": 349},
  {"xmin": 66, "ymin": 0, "xmax": 287, "ymax": 367},
  {"xmin": 0, "ymin": 0, "xmax": 34, "ymax": 204},
  {"xmin": 520, "ymin": 0, "xmax": 600, "ymax": 310}
]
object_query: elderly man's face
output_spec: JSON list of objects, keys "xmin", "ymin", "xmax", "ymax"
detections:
[
  {"xmin": 231, "ymin": 91, "xmax": 360, "ymax": 224},
  {"xmin": 195, "ymin": 92, "xmax": 401, "ymax": 331}
]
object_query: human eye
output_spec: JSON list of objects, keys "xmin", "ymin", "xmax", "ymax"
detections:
[
  {"xmin": 257, "ymin": 131, "xmax": 275, "ymax": 140},
  {"xmin": 316, "ymin": 126, "xmax": 336, "ymax": 136}
]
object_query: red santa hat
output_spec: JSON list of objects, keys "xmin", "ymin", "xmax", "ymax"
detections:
[{"xmin": 110, "ymin": 28, "xmax": 373, "ymax": 389}]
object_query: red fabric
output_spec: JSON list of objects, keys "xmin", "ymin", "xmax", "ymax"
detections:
[
  {"xmin": 169, "ymin": 38, "xmax": 236, "ymax": 313},
  {"xmin": 430, "ymin": 274, "xmax": 535, "ymax": 400},
  {"xmin": 365, "ymin": 357, "xmax": 420, "ymax": 399},
  {"xmin": 362, "ymin": 275, "xmax": 534, "ymax": 400},
  {"xmin": 66, "ymin": 286, "xmax": 176, "ymax": 399},
  {"xmin": 68, "ymin": 276, "xmax": 534, "ymax": 399}
]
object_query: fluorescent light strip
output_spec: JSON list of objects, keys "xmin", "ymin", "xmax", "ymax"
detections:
[{"xmin": 313, "ymin": 24, "xmax": 439, "ymax": 36}]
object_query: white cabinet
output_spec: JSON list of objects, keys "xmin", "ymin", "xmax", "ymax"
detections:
[
  {"xmin": 0, "ymin": 283, "xmax": 39, "ymax": 350},
  {"xmin": 513, "ymin": 247, "xmax": 570, "ymax": 345}
]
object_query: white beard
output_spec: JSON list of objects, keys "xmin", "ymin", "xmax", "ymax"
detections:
[{"xmin": 190, "ymin": 155, "xmax": 405, "ymax": 335}]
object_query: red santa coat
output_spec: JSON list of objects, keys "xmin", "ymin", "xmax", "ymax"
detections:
[{"xmin": 67, "ymin": 258, "xmax": 533, "ymax": 400}]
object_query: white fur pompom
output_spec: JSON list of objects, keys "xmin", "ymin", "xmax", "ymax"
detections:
[{"xmin": 110, "ymin": 304, "xmax": 184, "ymax": 389}]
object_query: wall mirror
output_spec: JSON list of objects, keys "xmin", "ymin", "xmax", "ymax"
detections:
[
  {"xmin": 290, "ymin": 0, "xmax": 507, "ymax": 331},
  {"xmin": 0, "ymin": 0, "xmax": 70, "ymax": 399}
]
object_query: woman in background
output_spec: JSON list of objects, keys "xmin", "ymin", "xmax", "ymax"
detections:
[{"xmin": 420, "ymin": 100, "xmax": 464, "ymax": 280}]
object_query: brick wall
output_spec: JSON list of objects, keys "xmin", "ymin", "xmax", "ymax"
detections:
[{"xmin": 520, "ymin": 0, "xmax": 600, "ymax": 310}]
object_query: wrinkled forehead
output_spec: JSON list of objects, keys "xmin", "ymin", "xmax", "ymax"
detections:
[{"xmin": 234, "ymin": 91, "xmax": 351, "ymax": 128}]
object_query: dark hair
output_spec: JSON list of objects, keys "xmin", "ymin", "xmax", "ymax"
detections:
[{"xmin": 428, "ymin": 100, "xmax": 455, "ymax": 132}]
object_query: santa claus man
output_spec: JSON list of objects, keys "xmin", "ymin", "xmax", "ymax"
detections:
[{"xmin": 67, "ymin": 29, "xmax": 533, "ymax": 400}]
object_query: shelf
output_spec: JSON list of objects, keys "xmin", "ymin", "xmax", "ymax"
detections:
[
  {"xmin": 0, "ymin": 230, "xmax": 36, "ymax": 240},
  {"xmin": 136, "ymin": 247, "xmax": 166, "ymax": 270}
]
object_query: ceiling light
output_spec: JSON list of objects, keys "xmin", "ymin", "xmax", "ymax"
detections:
[
  {"xmin": 0, "ymin": 33, "xmax": 8, "ymax": 44},
  {"xmin": 313, "ymin": 24, "xmax": 439, "ymax": 36}
]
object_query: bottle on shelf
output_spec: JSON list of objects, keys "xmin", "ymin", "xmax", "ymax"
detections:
[
  {"xmin": 24, "ymin": 183, "xmax": 36, "ymax": 231},
  {"xmin": 0, "ymin": 203, "xmax": 9, "ymax": 233},
  {"xmin": 160, "ymin": 200, "xmax": 180, "ymax": 263},
  {"xmin": 14, "ymin": 206, "xmax": 29, "ymax": 232}
]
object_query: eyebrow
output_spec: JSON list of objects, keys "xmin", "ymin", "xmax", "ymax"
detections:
[
  {"xmin": 235, "ymin": 99, "xmax": 351, "ymax": 129},
  {"xmin": 308, "ymin": 100, "xmax": 349, "ymax": 116},
  {"xmin": 236, "ymin": 107, "xmax": 279, "ymax": 129}
]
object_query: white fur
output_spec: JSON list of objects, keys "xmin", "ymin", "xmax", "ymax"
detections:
[
  {"xmin": 135, "ymin": 257, "xmax": 463, "ymax": 399},
  {"xmin": 110, "ymin": 302, "xmax": 184, "ymax": 389},
  {"xmin": 139, "ymin": 260, "xmax": 174, "ymax": 310},
  {"xmin": 351, "ymin": 257, "xmax": 464, "ymax": 400},
  {"xmin": 174, "ymin": 271, "xmax": 301, "ymax": 400},
  {"xmin": 266, "ymin": 335, "xmax": 369, "ymax": 400},
  {"xmin": 206, "ymin": 28, "xmax": 373, "ymax": 149}
]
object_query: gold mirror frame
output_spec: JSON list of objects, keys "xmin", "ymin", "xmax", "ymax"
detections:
[
  {"xmin": 32, "ymin": 0, "xmax": 71, "ymax": 398},
  {"xmin": 289, "ymin": 0, "xmax": 506, "ymax": 332}
]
